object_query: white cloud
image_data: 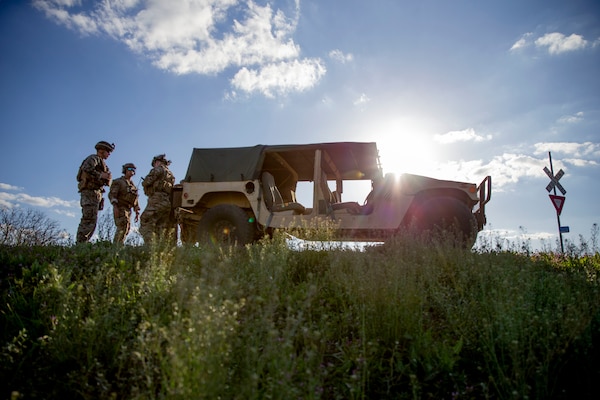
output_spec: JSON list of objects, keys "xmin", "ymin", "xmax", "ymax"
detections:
[
  {"xmin": 563, "ymin": 158, "xmax": 598, "ymax": 167},
  {"xmin": 0, "ymin": 183, "xmax": 23, "ymax": 191},
  {"xmin": 50, "ymin": 0, "xmax": 82, "ymax": 7},
  {"xmin": 54, "ymin": 209, "xmax": 77, "ymax": 218},
  {"xmin": 19, "ymin": 193, "xmax": 77, "ymax": 208},
  {"xmin": 510, "ymin": 32, "xmax": 589, "ymax": 55},
  {"xmin": 33, "ymin": 0, "xmax": 324, "ymax": 97},
  {"xmin": 320, "ymin": 95, "xmax": 333, "ymax": 107},
  {"xmin": 477, "ymin": 228, "xmax": 555, "ymax": 244},
  {"xmin": 0, "ymin": 192, "xmax": 18, "ymax": 208},
  {"xmin": 353, "ymin": 93, "xmax": 370, "ymax": 107},
  {"xmin": 510, "ymin": 32, "xmax": 533, "ymax": 52},
  {"xmin": 535, "ymin": 32, "xmax": 587, "ymax": 54},
  {"xmin": 429, "ymin": 153, "xmax": 548, "ymax": 191},
  {"xmin": 0, "ymin": 192, "xmax": 19, "ymax": 203},
  {"xmin": 434, "ymin": 128, "xmax": 492, "ymax": 144},
  {"xmin": 432, "ymin": 143, "xmax": 600, "ymax": 192},
  {"xmin": 0, "ymin": 188, "xmax": 78, "ymax": 211},
  {"xmin": 557, "ymin": 111, "xmax": 584, "ymax": 124},
  {"xmin": 533, "ymin": 142, "xmax": 600, "ymax": 158},
  {"xmin": 472, "ymin": 153, "xmax": 545, "ymax": 188},
  {"xmin": 329, "ymin": 49, "xmax": 353, "ymax": 63},
  {"xmin": 230, "ymin": 59, "xmax": 326, "ymax": 98}
]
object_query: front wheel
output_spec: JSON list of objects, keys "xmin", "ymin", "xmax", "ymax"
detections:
[
  {"xmin": 403, "ymin": 196, "xmax": 477, "ymax": 247},
  {"xmin": 197, "ymin": 205, "xmax": 256, "ymax": 246}
]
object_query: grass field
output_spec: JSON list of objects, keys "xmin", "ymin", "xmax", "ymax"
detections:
[{"xmin": 1, "ymin": 231, "xmax": 599, "ymax": 399}]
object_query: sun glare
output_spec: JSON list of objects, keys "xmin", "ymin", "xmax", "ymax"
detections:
[
  {"xmin": 325, "ymin": 117, "xmax": 443, "ymax": 205},
  {"xmin": 365, "ymin": 118, "xmax": 441, "ymax": 177},
  {"xmin": 296, "ymin": 117, "xmax": 443, "ymax": 206}
]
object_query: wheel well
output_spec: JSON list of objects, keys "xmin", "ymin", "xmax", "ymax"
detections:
[
  {"xmin": 414, "ymin": 189, "xmax": 473, "ymax": 207},
  {"xmin": 402, "ymin": 189, "xmax": 474, "ymax": 226},
  {"xmin": 178, "ymin": 191, "xmax": 255, "ymax": 224},
  {"xmin": 200, "ymin": 191, "xmax": 252, "ymax": 209},
  {"xmin": 400, "ymin": 194, "xmax": 478, "ymax": 248}
]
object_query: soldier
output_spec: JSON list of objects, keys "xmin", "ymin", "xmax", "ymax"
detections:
[
  {"xmin": 76, "ymin": 141, "xmax": 115, "ymax": 243},
  {"xmin": 139, "ymin": 154, "xmax": 175, "ymax": 243},
  {"xmin": 109, "ymin": 163, "xmax": 141, "ymax": 244}
]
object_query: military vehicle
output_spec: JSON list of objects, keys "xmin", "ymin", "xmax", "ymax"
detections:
[{"xmin": 172, "ymin": 142, "xmax": 491, "ymax": 247}]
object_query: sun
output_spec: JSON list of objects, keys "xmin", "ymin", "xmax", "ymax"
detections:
[
  {"xmin": 363, "ymin": 116, "xmax": 441, "ymax": 177},
  {"xmin": 299, "ymin": 116, "xmax": 444, "ymax": 206},
  {"xmin": 329, "ymin": 116, "xmax": 443, "ymax": 205}
]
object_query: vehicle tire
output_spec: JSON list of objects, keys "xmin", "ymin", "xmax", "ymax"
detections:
[
  {"xmin": 197, "ymin": 204, "xmax": 256, "ymax": 246},
  {"xmin": 403, "ymin": 196, "xmax": 477, "ymax": 247}
]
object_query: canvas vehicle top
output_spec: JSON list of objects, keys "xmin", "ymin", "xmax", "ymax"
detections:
[
  {"xmin": 181, "ymin": 142, "xmax": 382, "ymax": 183},
  {"xmin": 173, "ymin": 142, "xmax": 491, "ymax": 247}
]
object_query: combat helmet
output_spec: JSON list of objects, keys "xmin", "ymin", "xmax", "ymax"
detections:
[
  {"xmin": 152, "ymin": 154, "xmax": 171, "ymax": 166},
  {"xmin": 122, "ymin": 163, "xmax": 136, "ymax": 174},
  {"xmin": 95, "ymin": 141, "xmax": 116, "ymax": 152}
]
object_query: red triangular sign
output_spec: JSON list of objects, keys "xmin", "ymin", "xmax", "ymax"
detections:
[{"xmin": 549, "ymin": 195, "xmax": 565, "ymax": 215}]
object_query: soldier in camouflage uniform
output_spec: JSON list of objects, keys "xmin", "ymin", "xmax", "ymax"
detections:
[
  {"xmin": 109, "ymin": 163, "xmax": 140, "ymax": 244},
  {"xmin": 76, "ymin": 141, "xmax": 115, "ymax": 243},
  {"xmin": 139, "ymin": 154, "xmax": 175, "ymax": 243}
]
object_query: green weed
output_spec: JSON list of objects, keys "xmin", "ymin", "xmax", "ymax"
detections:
[{"xmin": 0, "ymin": 231, "xmax": 599, "ymax": 399}]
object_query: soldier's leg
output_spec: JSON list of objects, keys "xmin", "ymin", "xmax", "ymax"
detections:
[
  {"xmin": 154, "ymin": 211, "xmax": 171, "ymax": 241},
  {"xmin": 139, "ymin": 208, "xmax": 156, "ymax": 244},
  {"xmin": 77, "ymin": 190, "xmax": 101, "ymax": 243},
  {"xmin": 123, "ymin": 208, "xmax": 132, "ymax": 241},
  {"xmin": 154, "ymin": 194, "xmax": 174, "ymax": 241},
  {"xmin": 113, "ymin": 208, "xmax": 131, "ymax": 244}
]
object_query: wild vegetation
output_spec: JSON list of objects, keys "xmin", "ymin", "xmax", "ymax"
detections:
[
  {"xmin": 0, "ymin": 207, "xmax": 69, "ymax": 246},
  {"xmin": 1, "ymin": 220, "xmax": 599, "ymax": 399}
]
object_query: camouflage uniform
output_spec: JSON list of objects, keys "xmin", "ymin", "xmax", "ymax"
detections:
[
  {"xmin": 76, "ymin": 145, "xmax": 113, "ymax": 243},
  {"xmin": 139, "ymin": 156, "xmax": 175, "ymax": 243},
  {"xmin": 109, "ymin": 172, "xmax": 140, "ymax": 244}
]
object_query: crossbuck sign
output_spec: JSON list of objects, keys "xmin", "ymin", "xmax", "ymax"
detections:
[
  {"xmin": 543, "ymin": 151, "xmax": 567, "ymax": 253},
  {"xmin": 543, "ymin": 167, "xmax": 566, "ymax": 195}
]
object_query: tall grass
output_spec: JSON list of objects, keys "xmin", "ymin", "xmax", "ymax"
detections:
[{"xmin": 1, "ymin": 231, "xmax": 599, "ymax": 399}]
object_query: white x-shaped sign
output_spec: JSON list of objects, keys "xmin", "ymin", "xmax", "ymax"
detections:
[{"xmin": 543, "ymin": 167, "xmax": 566, "ymax": 195}]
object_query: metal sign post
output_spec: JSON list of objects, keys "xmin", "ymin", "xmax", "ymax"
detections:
[{"xmin": 543, "ymin": 152, "xmax": 567, "ymax": 253}]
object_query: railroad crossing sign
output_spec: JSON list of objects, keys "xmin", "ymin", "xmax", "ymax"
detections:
[
  {"xmin": 543, "ymin": 151, "xmax": 567, "ymax": 253},
  {"xmin": 549, "ymin": 194, "xmax": 565, "ymax": 215},
  {"xmin": 543, "ymin": 166, "xmax": 566, "ymax": 195}
]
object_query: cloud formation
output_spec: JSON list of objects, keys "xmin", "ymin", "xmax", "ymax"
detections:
[
  {"xmin": 0, "ymin": 184, "xmax": 77, "ymax": 214},
  {"xmin": 432, "ymin": 153, "xmax": 546, "ymax": 190},
  {"xmin": 533, "ymin": 142, "xmax": 600, "ymax": 159},
  {"xmin": 535, "ymin": 33, "xmax": 587, "ymax": 54},
  {"xmin": 0, "ymin": 183, "xmax": 23, "ymax": 191},
  {"xmin": 230, "ymin": 59, "xmax": 326, "ymax": 98},
  {"xmin": 33, "ymin": 0, "xmax": 325, "ymax": 97},
  {"xmin": 430, "ymin": 140, "xmax": 599, "ymax": 191},
  {"xmin": 510, "ymin": 31, "xmax": 590, "ymax": 54},
  {"xmin": 329, "ymin": 49, "xmax": 353, "ymax": 63},
  {"xmin": 434, "ymin": 128, "xmax": 492, "ymax": 144},
  {"xmin": 353, "ymin": 93, "xmax": 370, "ymax": 108},
  {"xmin": 557, "ymin": 111, "xmax": 584, "ymax": 124},
  {"xmin": 436, "ymin": 142, "xmax": 600, "ymax": 191}
]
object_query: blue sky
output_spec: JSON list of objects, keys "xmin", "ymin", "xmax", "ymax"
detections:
[{"xmin": 1, "ymin": 0, "xmax": 599, "ymax": 249}]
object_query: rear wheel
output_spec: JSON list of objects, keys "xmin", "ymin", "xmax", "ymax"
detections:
[
  {"xmin": 403, "ymin": 196, "xmax": 477, "ymax": 247},
  {"xmin": 197, "ymin": 204, "xmax": 256, "ymax": 246}
]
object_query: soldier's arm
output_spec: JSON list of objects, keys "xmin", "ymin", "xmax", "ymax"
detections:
[
  {"xmin": 109, "ymin": 179, "xmax": 120, "ymax": 205},
  {"xmin": 142, "ymin": 168, "xmax": 159, "ymax": 188},
  {"xmin": 82, "ymin": 155, "xmax": 103, "ymax": 181}
]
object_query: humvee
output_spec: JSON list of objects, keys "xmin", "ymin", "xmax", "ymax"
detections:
[{"xmin": 172, "ymin": 142, "xmax": 491, "ymax": 247}]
